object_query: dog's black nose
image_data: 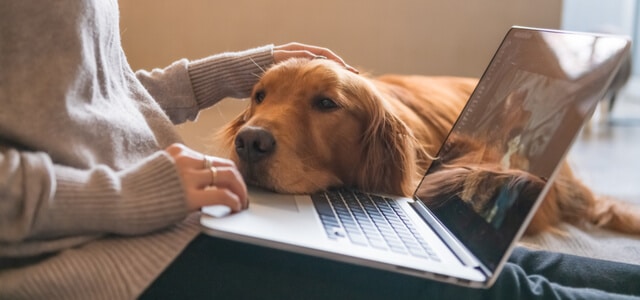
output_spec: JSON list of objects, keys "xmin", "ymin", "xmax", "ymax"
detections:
[{"xmin": 235, "ymin": 126, "xmax": 276, "ymax": 163}]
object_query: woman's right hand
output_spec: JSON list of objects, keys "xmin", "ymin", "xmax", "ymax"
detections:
[{"xmin": 166, "ymin": 143, "xmax": 248, "ymax": 212}]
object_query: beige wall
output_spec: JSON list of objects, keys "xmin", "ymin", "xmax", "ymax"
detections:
[{"xmin": 119, "ymin": 0, "xmax": 562, "ymax": 153}]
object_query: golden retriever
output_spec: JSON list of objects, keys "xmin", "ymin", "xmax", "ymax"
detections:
[{"xmin": 218, "ymin": 58, "xmax": 640, "ymax": 235}]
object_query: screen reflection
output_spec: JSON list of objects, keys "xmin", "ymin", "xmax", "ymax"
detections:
[{"xmin": 414, "ymin": 28, "xmax": 630, "ymax": 271}]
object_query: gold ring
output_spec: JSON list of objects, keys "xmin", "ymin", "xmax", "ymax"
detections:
[
  {"xmin": 203, "ymin": 156, "xmax": 212, "ymax": 169},
  {"xmin": 210, "ymin": 166, "xmax": 218, "ymax": 186}
]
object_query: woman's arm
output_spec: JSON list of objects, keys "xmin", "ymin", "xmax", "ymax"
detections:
[
  {"xmin": 0, "ymin": 147, "xmax": 188, "ymax": 249},
  {"xmin": 135, "ymin": 45, "xmax": 274, "ymax": 125}
]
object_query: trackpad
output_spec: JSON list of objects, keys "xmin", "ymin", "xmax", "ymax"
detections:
[{"xmin": 248, "ymin": 185, "xmax": 299, "ymax": 212}]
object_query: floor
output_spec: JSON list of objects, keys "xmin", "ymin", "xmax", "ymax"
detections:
[{"xmin": 567, "ymin": 76, "xmax": 640, "ymax": 204}]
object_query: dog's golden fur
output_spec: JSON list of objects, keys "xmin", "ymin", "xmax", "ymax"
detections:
[{"xmin": 219, "ymin": 58, "xmax": 640, "ymax": 235}]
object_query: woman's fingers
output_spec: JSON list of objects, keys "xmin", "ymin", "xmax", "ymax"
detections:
[
  {"xmin": 186, "ymin": 188, "xmax": 244, "ymax": 212},
  {"xmin": 166, "ymin": 143, "xmax": 249, "ymax": 212},
  {"xmin": 212, "ymin": 167, "xmax": 247, "ymax": 202},
  {"xmin": 167, "ymin": 144, "xmax": 236, "ymax": 169},
  {"xmin": 202, "ymin": 155, "xmax": 236, "ymax": 169},
  {"xmin": 182, "ymin": 167, "xmax": 249, "ymax": 211}
]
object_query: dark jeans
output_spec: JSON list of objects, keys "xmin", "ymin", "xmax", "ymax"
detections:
[{"xmin": 141, "ymin": 234, "xmax": 640, "ymax": 299}]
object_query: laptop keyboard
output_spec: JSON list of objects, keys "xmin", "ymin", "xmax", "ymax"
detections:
[{"xmin": 311, "ymin": 189, "xmax": 440, "ymax": 261}]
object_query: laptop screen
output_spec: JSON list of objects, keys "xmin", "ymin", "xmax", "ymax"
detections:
[{"xmin": 414, "ymin": 27, "xmax": 630, "ymax": 272}]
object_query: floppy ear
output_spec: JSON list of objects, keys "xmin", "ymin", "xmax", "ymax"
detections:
[{"xmin": 357, "ymin": 104, "xmax": 419, "ymax": 197}]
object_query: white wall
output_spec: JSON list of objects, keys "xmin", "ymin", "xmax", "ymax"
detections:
[{"xmin": 561, "ymin": 0, "xmax": 638, "ymax": 76}]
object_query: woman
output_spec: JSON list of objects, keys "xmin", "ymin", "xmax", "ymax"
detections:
[{"xmin": 0, "ymin": 1, "xmax": 354, "ymax": 298}]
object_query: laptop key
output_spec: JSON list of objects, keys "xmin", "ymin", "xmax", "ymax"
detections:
[
  {"xmin": 347, "ymin": 232, "xmax": 368, "ymax": 246},
  {"xmin": 312, "ymin": 190, "xmax": 437, "ymax": 259},
  {"xmin": 311, "ymin": 194, "xmax": 334, "ymax": 216}
]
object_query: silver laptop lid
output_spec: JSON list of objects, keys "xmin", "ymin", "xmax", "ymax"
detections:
[{"xmin": 414, "ymin": 26, "xmax": 631, "ymax": 273}]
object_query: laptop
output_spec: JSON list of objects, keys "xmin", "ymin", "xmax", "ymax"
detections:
[{"xmin": 200, "ymin": 26, "xmax": 631, "ymax": 288}]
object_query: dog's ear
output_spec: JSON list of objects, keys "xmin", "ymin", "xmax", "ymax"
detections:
[{"xmin": 357, "ymin": 101, "xmax": 419, "ymax": 196}]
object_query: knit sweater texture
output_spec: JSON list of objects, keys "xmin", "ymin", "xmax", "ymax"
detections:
[{"xmin": 0, "ymin": 1, "xmax": 273, "ymax": 298}]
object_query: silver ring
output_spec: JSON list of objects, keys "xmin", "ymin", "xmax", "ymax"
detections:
[
  {"xmin": 203, "ymin": 156, "xmax": 212, "ymax": 169},
  {"xmin": 210, "ymin": 166, "xmax": 218, "ymax": 186},
  {"xmin": 313, "ymin": 55, "xmax": 327, "ymax": 60}
]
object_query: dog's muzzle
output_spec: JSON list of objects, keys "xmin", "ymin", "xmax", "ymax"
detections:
[{"xmin": 235, "ymin": 126, "xmax": 276, "ymax": 163}]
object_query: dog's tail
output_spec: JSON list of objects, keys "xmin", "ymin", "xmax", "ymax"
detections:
[
  {"xmin": 551, "ymin": 164, "xmax": 640, "ymax": 234},
  {"xmin": 589, "ymin": 196, "xmax": 640, "ymax": 234}
]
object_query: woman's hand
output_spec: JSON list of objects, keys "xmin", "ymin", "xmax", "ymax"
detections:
[
  {"xmin": 166, "ymin": 143, "xmax": 248, "ymax": 212},
  {"xmin": 274, "ymin": 42, "xmax": 359, "ymax": 74}
]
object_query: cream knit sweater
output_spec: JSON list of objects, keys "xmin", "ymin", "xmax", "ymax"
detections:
[{"xmin": 0, "ymin": 1, "xmax": 272, "ymax": 298}]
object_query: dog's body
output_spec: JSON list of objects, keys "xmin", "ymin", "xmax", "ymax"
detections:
[{"xmin": 219, "ymin": 58, "xmax": 640, "ymax": 235}]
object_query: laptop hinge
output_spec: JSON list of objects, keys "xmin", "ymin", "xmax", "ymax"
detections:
[
  {"xmin": 475, "ymin": 264, "xmax": 492, "ymax": 278},
  {"xmin": 411, "ymin": 200, "xmax": 492, "ymax": 277}
]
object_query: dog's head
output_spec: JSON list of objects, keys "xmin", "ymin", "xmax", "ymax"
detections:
[{"xmin": 219, "ymin": 58, "xmax": 418, "ymax": 196}]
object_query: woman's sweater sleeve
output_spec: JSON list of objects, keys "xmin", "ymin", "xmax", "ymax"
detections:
[
  {"xmin": 0, "ymin": 147, "xmax": 188, "ymax": 249},
  {"xmin": 135, "ymin": 45, "xmax": 274, "ymax": 125}
]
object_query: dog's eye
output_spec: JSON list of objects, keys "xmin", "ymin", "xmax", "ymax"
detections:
[
  {"xmin": 254, "ymin": 90, "xmax": 266, "ymax": 104},
  {"xmin": 314, "ymin": 97, "xmax": 339, "ymax": 111}
]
